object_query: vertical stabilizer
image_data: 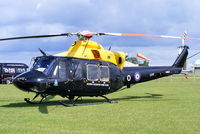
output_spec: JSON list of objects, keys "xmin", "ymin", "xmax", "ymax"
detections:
[{"xmin": 172, "ymin": 46, "xmax": 189, "ymax": 68}]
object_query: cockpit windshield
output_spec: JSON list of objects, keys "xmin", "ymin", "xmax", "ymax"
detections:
[{"xmin": 32, "ymin": 57, "xmax": 55, "ymax": 74}]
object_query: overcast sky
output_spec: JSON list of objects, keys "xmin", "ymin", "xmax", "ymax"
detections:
[{"xmin": 0, "ymin": 0, "xmax": 200, "ymax": 69}]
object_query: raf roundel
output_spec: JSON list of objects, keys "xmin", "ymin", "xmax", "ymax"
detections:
[{"xmin": 134, "ymin": 72, "xmax": 141, "ymax": 81}]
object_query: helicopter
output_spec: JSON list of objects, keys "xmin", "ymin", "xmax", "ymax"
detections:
[{"xmin": 0, "ymin": 31, "xmax": 197, "ymax": 106}]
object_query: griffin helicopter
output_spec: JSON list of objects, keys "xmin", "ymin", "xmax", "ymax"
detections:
[{"xmin": 0, "ymin": 31, "xmax": 197, "ymax": 106}]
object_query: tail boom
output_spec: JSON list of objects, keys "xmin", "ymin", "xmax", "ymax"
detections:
[{"xmin": 122, "ymin": 45, "xmax": 189, "ymax": 87}]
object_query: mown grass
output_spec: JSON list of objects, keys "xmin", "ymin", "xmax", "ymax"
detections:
[{"xmin": 0, "ymin": 78, "xmax": 200, "ymax": 134}]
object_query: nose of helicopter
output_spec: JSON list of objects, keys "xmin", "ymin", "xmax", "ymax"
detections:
[{"xmin": 13, "ymin": 70, "xmax": 47, "ymax": 93}]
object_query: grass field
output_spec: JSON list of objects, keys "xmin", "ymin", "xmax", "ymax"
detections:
[{"xmin": 0, "ymin": 78, "xmax": 200, "ymax": 134}]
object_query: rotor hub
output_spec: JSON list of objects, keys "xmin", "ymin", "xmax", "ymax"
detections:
[{"xmin": 78, "ymin": 31, "xmax": 93, "ymax": 40}]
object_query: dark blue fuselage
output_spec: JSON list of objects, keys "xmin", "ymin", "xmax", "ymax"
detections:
[{"xmin": 13, "ymin": 46, "xmax": 188, "ymax": 98}]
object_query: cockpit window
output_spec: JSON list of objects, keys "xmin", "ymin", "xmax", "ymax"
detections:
[{"xmin": 32, "ymin": 57, "xmax": 55, "ymax": 74}]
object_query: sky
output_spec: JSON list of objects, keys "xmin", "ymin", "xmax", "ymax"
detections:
[{"xmin": 0, "ymin": 0, "xmax": 200, "ymax": 70}]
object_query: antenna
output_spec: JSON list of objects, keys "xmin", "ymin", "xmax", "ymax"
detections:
[{"xmin": 38, "ymin": 48, "xmax": 47, "ymax": 56}]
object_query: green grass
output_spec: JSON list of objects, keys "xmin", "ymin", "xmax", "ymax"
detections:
[{"xmin": 1, "ymin": 78, "xmax": 200, "ymax": 134}]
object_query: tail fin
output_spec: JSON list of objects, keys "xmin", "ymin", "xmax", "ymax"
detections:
[{"xmin": 172, "ymin": 46, "xmax": 189, "ymax": 68}]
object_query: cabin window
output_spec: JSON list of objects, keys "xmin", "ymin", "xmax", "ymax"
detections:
[
  {"xmin": 87, "ymin": 64, "xmax": 109, "ymax": 82},
  {"xmin": 87, "ymin": 65, "xmax": 99, "ymax": 81},
  {"xmin": 100, "ymin": 66, "xmax": 109, "ymax": 82}
]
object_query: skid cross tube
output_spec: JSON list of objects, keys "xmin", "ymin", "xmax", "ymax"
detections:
[{"xmin": 24, "ymin": 93, "xmax": 48, "ymax": 104}]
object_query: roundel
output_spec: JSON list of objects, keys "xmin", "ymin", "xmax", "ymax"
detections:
[{"xmin": 134, "ymin": 72, "xmax": 141, "ymax": 81}]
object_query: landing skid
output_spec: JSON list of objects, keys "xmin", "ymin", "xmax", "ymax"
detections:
[
  {"xmin": 24, "ymin": 94, "xmax": 117, "ymax": 106},
  {"xmin": 24, "ymin": 93, "xmax": 48, "ymax": 104},
  {"xmin": 59, "ymin": 95, "xmax": 116, "ymax": 107},
  {"xmin": 59, "ymin": 101, "xmax": 117, "ymax": 107}
]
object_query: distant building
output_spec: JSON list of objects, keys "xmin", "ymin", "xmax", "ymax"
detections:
[{"xmin": 193, "ymin": 60, "xmax": 200, "ymax": 73}]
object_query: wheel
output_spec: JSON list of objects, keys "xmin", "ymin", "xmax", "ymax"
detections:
[{"xmin": 6, "ymin": 80, "xmax": 11, "ymax": 84}]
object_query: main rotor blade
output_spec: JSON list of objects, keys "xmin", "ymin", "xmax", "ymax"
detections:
[
  {"xmin": 102, "ymin": 33, "xmax": 200, "ymax": 40},
  {"xmin": 0, "ymin": 33, "xmax": 72, "ymax": 41},
  {"xmin": 1, "ymin": 31, "xmax": 200, "ymax": 41}
]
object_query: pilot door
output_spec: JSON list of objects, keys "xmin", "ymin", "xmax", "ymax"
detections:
[{"xmin": 51, "ymin": 60, "xmax": 84, "ymax": 91}]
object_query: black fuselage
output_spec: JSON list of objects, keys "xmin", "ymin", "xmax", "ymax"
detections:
[{"xmin": 13, "ymin": 46, "xmax": 188, "ymax": 98}]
